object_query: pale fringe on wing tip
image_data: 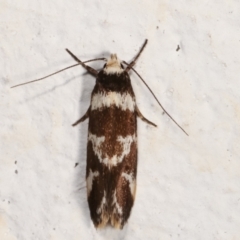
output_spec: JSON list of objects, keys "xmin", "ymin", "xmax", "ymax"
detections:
[
  {"xmin": 110, "ymin": 216, "xmax": 123, "ymax": 229},
  {"xmin": 95, "ymin": 213, "xmax": 124, "ymax": 229},
  {"xmin": 95, "ymin": 213, "xmax": 109, "ymax": 229}
]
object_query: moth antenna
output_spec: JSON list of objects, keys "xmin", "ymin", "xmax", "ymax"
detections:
[
  {"xmin": 124, "ymin": 39, "xmax": 148, "ymax": 72},
  {"xmin": 66, "ymin": 49, "xmax": 99, "ymax": 76},
  {"xmin": 11, "ymin": 58, "xmax": 106, "ymax": 88},
  {"xmin": 123, "ymin": 61, "xmax": 189, "ymax": 136}
]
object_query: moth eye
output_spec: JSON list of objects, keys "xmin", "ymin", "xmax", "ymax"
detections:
[
  {"xmin": 120, "ymin": 64, "xmax": 124, "ymax": 69},
  {"xmin": 103, "ymin": 63, "xmax": 106, "ymax": 68}
]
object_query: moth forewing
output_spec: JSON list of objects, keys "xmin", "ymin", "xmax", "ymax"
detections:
[{"xmin": 85, "ymin": 56, "xmax": 139, "ymax": 229}]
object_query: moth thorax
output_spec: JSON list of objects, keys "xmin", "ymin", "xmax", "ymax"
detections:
[{"xmin": 104, "ymin": 54, "xmax": 123, "ymax": 75}]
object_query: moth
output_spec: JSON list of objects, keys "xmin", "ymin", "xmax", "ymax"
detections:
[{"xmin": 12, "ymin": 39, "xmax": 188, "ymax": 229}]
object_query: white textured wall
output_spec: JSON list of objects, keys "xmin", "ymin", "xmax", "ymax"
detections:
[{"xmin": 1, "ymin": 0, "xmax": 240, "ymax": 239}]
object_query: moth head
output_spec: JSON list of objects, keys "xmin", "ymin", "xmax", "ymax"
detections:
[{"xmin": 103, "ymin": 54, "xmax": 124, "ymax": 75}]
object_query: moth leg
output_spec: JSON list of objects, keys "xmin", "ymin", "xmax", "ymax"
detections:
[
  {"xmin": 136, "ymin": 106, "xmax": 157, "ymax": 127},
  {"xmin": 66, "ymin": 49, "xmax": 98, "ymax": 76},
  {"xmin": 72, "ymin": 106, "xmax": 90, "ymax": 126}
]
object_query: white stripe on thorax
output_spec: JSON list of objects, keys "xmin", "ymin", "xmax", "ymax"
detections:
[{"xmin": 91, "ymin": 92, "xmax": 135, "ymax": 112}]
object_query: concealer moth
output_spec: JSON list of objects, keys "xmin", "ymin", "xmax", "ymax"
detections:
[{"xmin": 11, "ymin": 39, "xmax": 188, "ymax": 229}]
